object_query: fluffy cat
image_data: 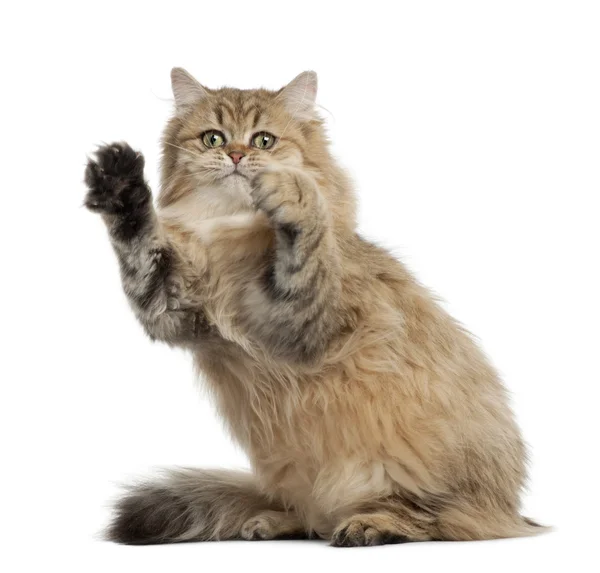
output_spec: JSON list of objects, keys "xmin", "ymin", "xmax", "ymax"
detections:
[{"xmin": 84, "ymin": 68, "xmax": 544, "ymax": 546}]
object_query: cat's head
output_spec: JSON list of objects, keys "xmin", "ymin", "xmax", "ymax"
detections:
[{"xmin": 159, "ymin": 69, "xmax": 353, "ymax": 225}]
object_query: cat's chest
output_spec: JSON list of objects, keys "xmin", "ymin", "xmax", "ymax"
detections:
[{"xmin": 159, "ymin": 178, "xmax": 254, "ymax": 224}]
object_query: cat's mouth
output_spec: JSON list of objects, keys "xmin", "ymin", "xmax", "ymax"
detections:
[{"xmin": 222, "ymin": 168, "xmax": 249, "ymax": 180}]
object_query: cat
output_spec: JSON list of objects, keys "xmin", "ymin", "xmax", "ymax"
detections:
[{"xmin": 84, "ymin": 68, "xmax": 545, "ymax": 546}]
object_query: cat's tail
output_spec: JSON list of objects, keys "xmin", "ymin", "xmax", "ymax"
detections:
[{"xmin": 106, "ymin": 468, "xmax": 281, "ymax": 544}]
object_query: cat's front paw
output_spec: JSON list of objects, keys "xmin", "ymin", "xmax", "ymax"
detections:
[
  {"xmin": 250, "ymin": 168, "xmax": 321, "ymax": 226},
  {"xmin": 84, "ymin": 142, "xmax": 149, "ymax": 214},
  {"xmin": 330, "ymin": 519, "xmax": 409, "ymax": 548}
]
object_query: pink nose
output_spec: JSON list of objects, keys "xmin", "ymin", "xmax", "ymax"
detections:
[{"xmin": 228, "ymin": 151, "xmax": 245, "ymax": 165}]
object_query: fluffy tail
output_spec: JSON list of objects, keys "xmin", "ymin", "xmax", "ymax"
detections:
[{"xmin": 106, "ymin": 469, "xmax": 281, "ymax": 544}]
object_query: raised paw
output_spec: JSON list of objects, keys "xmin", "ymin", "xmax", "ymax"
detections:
[
  {"xmin": 251, "ymin": 168, "xmax": 321, "ymax": 226},
  {"xmin": 330, "ymin": 519, "xmax": 409, "ymax": 548},
  {"xmin": 84, "ymin": 142, "xmax": 149, "ymax": 214}
]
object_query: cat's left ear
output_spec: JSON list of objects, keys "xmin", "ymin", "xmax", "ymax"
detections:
[
  {"xmin": 279, "ymin": 71, "xmax": 318, "ymax": 119},
  {"xmin": 171, "ymin": 67, "xmax": 208, "ymax": 114}
]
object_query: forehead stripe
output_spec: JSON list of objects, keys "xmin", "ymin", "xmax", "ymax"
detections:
[
  {"xmin": 217, "ymin": 101, "xmax": 237, "ymax": 123},
  {"xmin": 252, "ymin": 108, "xmax": 262, "ymax": 128}
]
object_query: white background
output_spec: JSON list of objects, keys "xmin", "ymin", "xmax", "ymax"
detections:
[{"xmin": 1, "ymin": 1, "xmax": 598, "ymax": 571}]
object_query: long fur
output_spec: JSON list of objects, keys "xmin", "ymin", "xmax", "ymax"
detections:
[{"xmin": 85, "ymin": 69, "xmax": 546, "ymax": 547}]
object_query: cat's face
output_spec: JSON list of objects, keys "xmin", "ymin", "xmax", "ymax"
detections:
[{"xmin": 160, "ymin": 69, "xmax": 324, "ymax": 215}]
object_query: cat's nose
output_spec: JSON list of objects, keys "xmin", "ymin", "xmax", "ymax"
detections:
[{"xmin": 228, "ymin": 151, "xmax": 245, "ymax": 165}]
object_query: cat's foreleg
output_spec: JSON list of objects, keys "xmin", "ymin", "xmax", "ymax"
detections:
[
  {"xmin": 247, "ymin": 168, "xmax": 343, "ymax": 363},
  {"xmin": 84, "ymin": 142, "xmax": 206, "ymax": 345}
]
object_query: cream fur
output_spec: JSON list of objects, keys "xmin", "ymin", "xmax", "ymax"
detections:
[{"xmin": 99, "ymin": 69, "xmax": 546, "ymax": 546}]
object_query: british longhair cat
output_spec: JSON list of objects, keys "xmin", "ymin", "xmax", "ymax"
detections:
[{"xmin": 83, "ymin": 69, "xmax": 545, "ymax": 546}]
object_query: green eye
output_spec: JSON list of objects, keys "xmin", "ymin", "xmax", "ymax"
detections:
[
  {"xmin": 251, "ymin": 132, "xmax": 276, "ymax": 150},
  {"xmin": 201, "ymin": 130, "xmax": 226, "ymax": 148}
]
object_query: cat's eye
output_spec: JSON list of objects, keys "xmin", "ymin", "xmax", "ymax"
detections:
[
  {"xmin": 201, "ymin": 130, "xmax": 226, "ymax": 148},
  {"xmin": 251, "ymin": 132, "xmax": 277, "ymax": 150}
]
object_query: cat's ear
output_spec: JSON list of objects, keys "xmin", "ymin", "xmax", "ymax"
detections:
[
  {"xmin": 170, "ymin": 67, "xmax": 208, "ymax": 113},
  {"xmin": 280, "ymin": 71, "xmax": 318, "ymax": 119}
]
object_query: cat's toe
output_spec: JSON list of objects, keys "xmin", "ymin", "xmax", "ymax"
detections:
[{"xmin": 84, "ymin": 157, "xmax": 103, "ymax": 190}]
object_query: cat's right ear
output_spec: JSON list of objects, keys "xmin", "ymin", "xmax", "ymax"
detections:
[{"xmin": 170, "ymin": 68, "xmax": 208, "ymax": 114}]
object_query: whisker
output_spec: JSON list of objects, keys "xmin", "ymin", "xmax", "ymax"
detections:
[{"xmin": 164, "ymin": 141, "xmax": 204, "ymax": 160}]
